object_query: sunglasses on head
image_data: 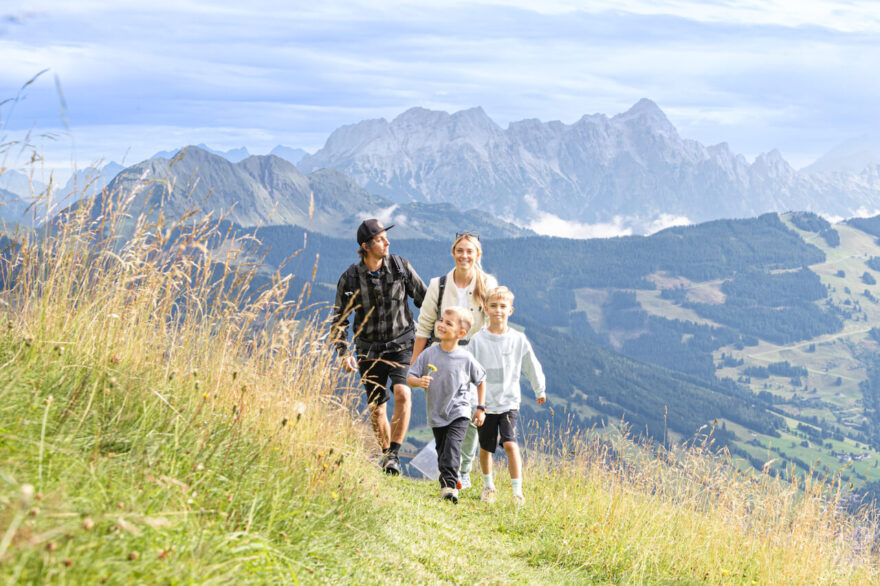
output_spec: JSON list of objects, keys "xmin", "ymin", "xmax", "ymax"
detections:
[{"xmin": 455, "ymin": 231, "xmax": 481, "ymax": 242}]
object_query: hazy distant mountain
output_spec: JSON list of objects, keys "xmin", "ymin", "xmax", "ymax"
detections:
[
  {"xmin": 0, "ymin": 169, "xmax": 47, "ymax": 200},
  {"xmin": 59, "ymin": 162, "xmax": 125, "ymax": 200},
  {"xmin": 83, "ymin": 147, "xmax": 531, "ymax": 239},
  {"xmin": 151, "ymin": 144, "xmax": 251, "ymax": 163},
  {"xmin": 802, "ymin": 135, "xmax": 880, "ymax": 176},
  {"xmin": 151, "ymin": 144, "xmax": 309, "ymax": 167},
  {"xmin": 0, "ymin": 187, "xmax": 32, "ymax": 226},
  {"xmin": 299, "ymin": 100, "xmax": 880, "ymax": 233},
  {"xmin": 270, "ymin": 145, "xmax": 309, "ymax": 166}
]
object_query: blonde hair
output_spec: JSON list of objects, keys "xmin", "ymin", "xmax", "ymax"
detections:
[
  {"xmin": 442, "ymin": 306, "xmax": 473, "ymax": 334},
  {"xmin": 486, "ymin": 285, "xmax": 514, "ymax": 305},
  {"xmin": 451, "ymin": 233, "xmax": 489, "ymax": 307}
]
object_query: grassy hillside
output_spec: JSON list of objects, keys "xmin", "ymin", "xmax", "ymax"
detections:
[{"xmin": 0, "ymin": 192, "xmax": 878, "ymax": 583}]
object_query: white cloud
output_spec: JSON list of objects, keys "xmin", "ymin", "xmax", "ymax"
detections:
[
  {"xmin": 523, "ymin": 194, "xmax": 692, "ymax": 238},
  {"xmin": 529, "ymin": 213, "xmax": 634, "ymax": 239},
  {"xmin": 646, "ymin": 213, "xmax": 692, "ymax": 234},
  {"xmin": 366, "ymin": 204, "xmax": 398, "ymax": 226},
  {"xmin": 4, "ymin": 0, "xmax": 880, "ymax": 180}
]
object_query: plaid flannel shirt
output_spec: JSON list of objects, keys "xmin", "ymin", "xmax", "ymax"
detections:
[{"xmin": 332, "ymin": 254, "xmax": 427, "ymax": 356}]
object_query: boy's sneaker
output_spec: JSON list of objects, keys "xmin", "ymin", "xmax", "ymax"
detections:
[
  {"xmin": 480, "ymin": 486, "xmax": 497, "ymax": 503},
  {"xmin": 382, "ymin": 453, "xmax": 401, "ymax": 476},
  {"xmin": 458, "ymin": 472, "xmax": 471, "ymax": 490},
  {"xmin": 513, "ymin": 493, "xmax": 525, "ymax": 505},
  {"xmin": 440, "ymin": 487, "xmax": 459, "ymax": 504}
]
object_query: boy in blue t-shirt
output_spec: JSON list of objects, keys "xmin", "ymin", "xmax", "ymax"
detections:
[{"xmin": 408, "ymin": 306, "xmax": 487, "ymax": 504}]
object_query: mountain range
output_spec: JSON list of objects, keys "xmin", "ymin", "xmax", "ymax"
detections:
[
  {"xmin": 299, "ymin": 100, "xmax": 880, "ymax": 234},
  {"xmin": 79, "ymin": 147, "xmax": 531, "ymax": 239},
  {"xmin": 150, "ymin": 144, "xmax": 309, "ymax": 166}
]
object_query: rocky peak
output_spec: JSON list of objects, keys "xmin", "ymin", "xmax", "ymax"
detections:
[{"xmin": 612, "ymin": 98, "xmax": 678, "ymax": 137}]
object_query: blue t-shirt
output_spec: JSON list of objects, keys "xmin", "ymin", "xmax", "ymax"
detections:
[{"xmin": 409, "ymin": 344, "xmax": 486, "ymax": 428}]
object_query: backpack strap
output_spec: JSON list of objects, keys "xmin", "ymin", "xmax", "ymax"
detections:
[
  {"xmin": 344, "ymin": 263, "xmax": 359, "ymax": 296},
  {"xmin": 429, "ymin": 274, "xmax": 448, "ymax": 345},
  {"xmin": 437, "ymin": 274, "xmax": 447, "ymax": 318},
  {"xmin": 389, "ymin": 254, "xmax": 406, "ymax": 279}
]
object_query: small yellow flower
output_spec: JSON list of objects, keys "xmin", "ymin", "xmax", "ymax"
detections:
[
  {"xmin": 427, "ymin": 364, "xmax": 437, "ymax": 373},
  {"xmin": 332, "ymin": 492, "xmax": 339, "ymax": 500}
]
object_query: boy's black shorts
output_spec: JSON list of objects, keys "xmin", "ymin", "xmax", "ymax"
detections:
[
  {"xmin": 357, "ymin": 347, "xmax": 413, "ymax": 407},
  {"xmin": 478, "ymin": 409, "xmax": 519, "ymax": 453}
]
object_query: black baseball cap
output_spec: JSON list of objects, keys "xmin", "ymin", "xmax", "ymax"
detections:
[{"xmin": 357, "ymin": 218, "xmax": 394, "ymax": 245}]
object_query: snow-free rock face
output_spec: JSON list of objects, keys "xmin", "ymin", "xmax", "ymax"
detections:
[
  {"xmin": 65, "ymin": 146, "xmax": 532, "ymax": 240},
  {"xmin": 299, "ymin": 100, "xmax": 880, "ymax": 233}
]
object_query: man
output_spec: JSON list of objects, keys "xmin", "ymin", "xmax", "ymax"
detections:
[{"xmin": 332, "ymin": 219, "xmax": 427, "ymax": 474}]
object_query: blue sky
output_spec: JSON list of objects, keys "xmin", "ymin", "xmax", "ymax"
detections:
[{"xmin": 3, "ymin": 0, "xmax": 880, "ymax": 182}]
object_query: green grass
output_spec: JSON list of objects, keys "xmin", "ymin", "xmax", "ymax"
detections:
[{"xmin": 0, "ymin": 184, "xmax": 878, "ymax": 583}]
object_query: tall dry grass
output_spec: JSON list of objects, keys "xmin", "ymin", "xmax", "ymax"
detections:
[
  {"xmin": 520, "ymin": 419, "xmax": 880, "ymax": 583},
  {"xmin": 0, "ymin": 167, "xmax": 384, "ymax": 581}
]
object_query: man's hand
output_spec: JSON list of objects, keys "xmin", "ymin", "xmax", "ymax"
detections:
[
  {"xmin": 536, "ymin": 397, "xmax": 546, "ymax": 405},
  {"xmin": 472, "ymin": 409, "xmax": 486, "ymax": 427},
  {"xmin": 342, "ymin": 355, "xmax": 357, "ymax": 372}
]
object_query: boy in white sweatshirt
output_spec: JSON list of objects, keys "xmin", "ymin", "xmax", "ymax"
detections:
[{"xmin": 467, "ymin": 286, "xmax": 546, "ymax": 505}]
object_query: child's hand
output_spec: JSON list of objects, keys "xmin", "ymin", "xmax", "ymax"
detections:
[
  {"xmin": 414, "ymin": 375, "xmax": 433, "ymax": 388},
  {"xmin": 472, "ymin": 409, "xmax": 486, "ymax": 427},
  {"xmin": 536, "ymin": 397, "xmax": 546, "ymax": 405}
]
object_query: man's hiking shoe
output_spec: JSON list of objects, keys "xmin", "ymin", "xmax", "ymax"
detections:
[
  {"xmin": 440, "ymin": 487, "xmax": 459, "ymax": 504},
  {"xmin": 458, "ymin": 472, "xmax": 471, "ymax": 490},
  {"xmin": 480, "ymin": 486, "xmax": 497, "ymax": 503},
  {"xmin": 513, "ymin": 493, "xmax": 525, "ymax": 506},
  {"xmin": 382, "ymin": 453, "xmax": 401, "ymax": 476}
]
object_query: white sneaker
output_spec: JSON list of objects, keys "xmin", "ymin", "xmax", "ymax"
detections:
[
  {"xmin": 440, "ymin": 487, "xmax": 459, "ymax": 504},
  {"xmin": 513, "ymin": 493, "xmax": 525, "ymax": 505},
  {"xmin": 459, "ymin": 472, "xmax": 471, "ymax": 490},
  {"xmin": 480, "ymin": 486, "xmax": 497, "ymax": 503}
]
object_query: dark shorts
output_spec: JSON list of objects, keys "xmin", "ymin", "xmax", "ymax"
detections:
[
  {"xmin": 478, "ymin": 410, "xmax": 519, "ymax": 453},
  {"xmin": 357, "ymin": 347, "xmax": 413, "ymax": 407}
]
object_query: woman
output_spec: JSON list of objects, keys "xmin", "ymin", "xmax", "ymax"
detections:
[{"xmin": 411, "ymin": 232, "xmax": 497, "ymax": 490}]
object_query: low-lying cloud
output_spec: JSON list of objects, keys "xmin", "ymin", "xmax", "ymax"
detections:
[{"xmin": 523, "ymin": 194, "xmax": 691, "ymax": 238}]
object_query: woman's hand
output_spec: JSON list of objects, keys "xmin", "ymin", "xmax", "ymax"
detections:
[
  {"xmin": 342, "ymin": 355, "xmax": 357, "ymax": 372},
  {"xmin": 472, "ymin": 409, "xmax": 486, "ymax": 427}
]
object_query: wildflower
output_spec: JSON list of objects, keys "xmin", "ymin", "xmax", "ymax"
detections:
[
  {"xmin": 128, "ymin": 551, "xmax": 139, "ymax": 561},
  {"xmin": 332, "ymin": 492, "xmax": 339, "ymax": 500},
  {"xmin": 82, "ymin": 518, "xmax": 95, "ymax": 530},
  {"xmin": 427, "ymin": 363, "xmax": 437, "ymax": 373},
  {"xmin": 19, "ymin": 484, "xmax": 34, "ymax": 507},
  {"xmin": 63, "ymin": 558, "xmax": 73, "ymax": 567},
  {"xmin": 46, "ymin": 541, "xmax": 58, "ymax": 552},
  {"xmin": 110, "ymin": 354, "xmax": 121, "ymax": 364}
]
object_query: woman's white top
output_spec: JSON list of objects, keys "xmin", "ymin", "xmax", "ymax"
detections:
[{"xmin": 415, "ymin": 268, "xmax": 498, "ymax": 341}]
